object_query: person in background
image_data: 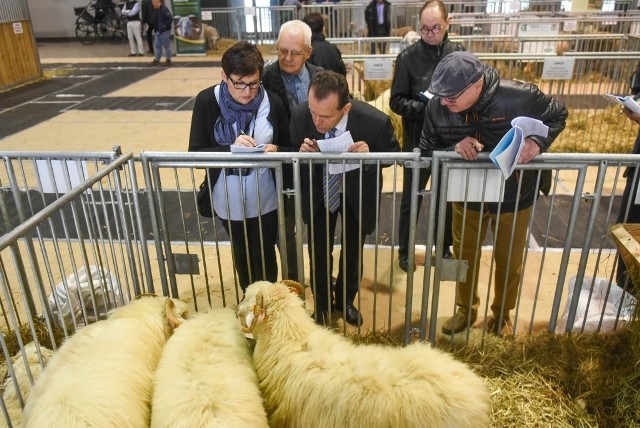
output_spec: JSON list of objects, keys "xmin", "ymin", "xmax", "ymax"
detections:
[
  {"xmin": 283, "ymin": 0, "xmax": 303, "ymax": 21},
  {"xmin": 291, "ymin": 70, "xmax": 400, "ymax": 326},
  {"xmin": 420, "ymin": 51, "xmax": 567, "ymax": 336},
  {"xmin": 141, "ymin": 0, "xmax": 156, "ymax": 55},
  {"xmin": 188, "ymin": 41, "xmax": 290, "ymax": 293},
  {"xmin": 364, "ymin": 0, "xmax": 390, "ymax": 54},
  {"xmin": 151, "ymin": 0, "xmax": 172, "ymax": 66},
  {"xmin": 121, "ymin": 0, "xmax": 144, "ymax": 57},
  {"xmin": 390, "ymin": 0, "xmax": 463, "ymax": 273},
  {"xmin": 303, "ymin": 12, "xmax": 346, "ymax": 76},
  {"xmin": 262, "ymin": 20, "xmax": 323, "ymax": 282}
]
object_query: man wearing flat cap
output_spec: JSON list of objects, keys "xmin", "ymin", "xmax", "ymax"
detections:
[{"xmin": 420, "ymin": 51, "xmax": 568, "ymax": 336}]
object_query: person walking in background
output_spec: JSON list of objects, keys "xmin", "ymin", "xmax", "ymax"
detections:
[
  {"xmin": 420, "ymin": 51, "xmax": 567, "ymax": 336},
  {"xmin": 151, "ymin": 0, "xmax": 172, "ymax": 66},
  {"xmin": 262, "ymin": 20, "xmax": 323, "ymax": 282},
  {"xmin": 390, "ymin": 0, "xmax": 463, "ymax": 273},
  {"xmin": 365, "ymin": 0, "xmax": 390, "ymax": 54},
  {"xmin": 188, "ymin": 41, "xmax": 291, "ymax": 293},
  {"xmin": 121, "ymin": 0, "xmax": 144, "ymax": 57},
  {"xmin": 141, "ymin": 0, "xmax": 156, "ymax": 55},
  {"xmin": 303, "ymin": 12, "xmax": 346, "ymax": 76},
  {"xmin": 291, "ymin": 70, "xmax": 400, "ymax": 327}
]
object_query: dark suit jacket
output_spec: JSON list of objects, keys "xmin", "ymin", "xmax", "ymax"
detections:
[
  {"xmin": 291, "ymin": 99, "xmax": 400, "ymax": 234},
  {"xmin": 262, "ymin": 60, "xmax": 324, "ymax": 119}
]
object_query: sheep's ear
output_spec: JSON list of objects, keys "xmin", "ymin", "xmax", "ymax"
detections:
[
  {"xmin": 165, "ymin": 299, "xmax": 184, "ymax": 330},
  {"xmin": 281, "ymin": 280, "xmax": 305, "ymax": 300}
]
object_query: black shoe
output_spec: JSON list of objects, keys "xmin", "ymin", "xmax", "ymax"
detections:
[
  {"xmin": 336, "ymin": 303, "xmax": 363, "ymax": 327},
  {"xmin": 398, "ymin": 256, "xmax": 416, "ymax": 273},
  {"xmin": 443, "ymin": 248, "xmax": 454, "ymax": 259}
]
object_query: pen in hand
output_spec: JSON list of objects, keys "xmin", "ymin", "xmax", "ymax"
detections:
[{"xmin": 238, "ymin": 129, "xmax": 256, "ymax": 147}]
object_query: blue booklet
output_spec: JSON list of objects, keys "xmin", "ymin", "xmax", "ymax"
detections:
[{"xmin": 489, "ymin": 117, "xmax": 549, "ymax": 179}]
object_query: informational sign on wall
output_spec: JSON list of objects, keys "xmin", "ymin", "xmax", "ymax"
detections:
[
  {"xmin": 541, "ymin": 57, "xmax": 576, "ymax": 80},
  {"xmin": 171, "ymin": 0, "xmax": 206, "ymax": 56},
  {"xmin": 363, "ymin": 60, "xmax": 393, "ymax": 81},
  {"xmin": 13, "ymin": 22, "xmax": 23, "ymax": 34}
]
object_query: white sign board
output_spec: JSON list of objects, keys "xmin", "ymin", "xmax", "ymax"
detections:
[
  {"xmin": 363, "ymin": 60, "xmax": 393, "ymax": 81},
  {"xmin": 36, "ymin": 160, "xmax": 89, "ymax": 193},
  {"xmin": 519, "ymin": 22, "xmax": 558, "ymax": 54},
  {"xmin": 541, "ymin": 57, "xmax": 575, "ymax": 80},
  {"xmin": 201, "ymin": 11, "xmax": 212, "ymax": 20},
  {"xmin": 564, "ymin": 20, "xmax": 578, "ymax": 32},
  {"xmin": 13, "ymin": 22, "xmax": 23, "ymax": 34},
  {"xmin": 446, "ymin": 169, "xmax": 504, "ymax": 202}
]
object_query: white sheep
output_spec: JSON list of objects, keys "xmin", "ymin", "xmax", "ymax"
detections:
[
  {"xmin": 237, "ymin": 281, "xmax": 491, "ymax": 428},
  {"xmin": 150, "ymin": 308, "xmax": 268, "ymax": 428},
  {"xmin": 1, "ymin": 342, "xmax": 54, "ymax": 428},
  {"xmin": 21, "ymin": 296, "xmax": 189, "ymax": 428}
]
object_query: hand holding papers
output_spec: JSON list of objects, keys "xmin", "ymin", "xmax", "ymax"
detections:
[
  {"xmin": 489, "ymin": 116, "xmax": 549, "ymax": 179},
  {"xmin": 605, "ymin": 94, "xmax": 640, "ymax": 114},
  {"xmin": 316, "ymin": 131, "xmax": 358, "ymax": 175},
  {"xmin": 230, "ymin": 144, "xmax": 266, "ymax": 153}
]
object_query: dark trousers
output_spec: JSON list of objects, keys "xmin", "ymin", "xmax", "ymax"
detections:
[
  {"xmin": 278, "ymin": 196, "xmax": 298, "ymax": 281},
  {"xmin": 221, "ymin": 210, "xmax": 279, "ymax": 292},
  {"xmin": 146, "ymin": 24, "xmax": 154, "ymax": 53},
  {"xmin": 369, "ymin": 27, "xmax": 388, "ymax": 54},
  {"xmin": 308, "ymin": 202, "xmax": 363, "ymax": 316},
  {"xmin": 398, "ymin": 165, "xmax": 453, "ymax": 260}
]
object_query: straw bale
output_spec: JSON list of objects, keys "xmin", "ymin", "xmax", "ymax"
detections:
[{"xmin": 611, "ymin": 223, "xmax": 640, "ymax": 288}]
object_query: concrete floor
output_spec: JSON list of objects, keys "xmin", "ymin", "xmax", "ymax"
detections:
[{"xmin": 1, "ymin": 39, "xmax": 624, "ymax": 341}]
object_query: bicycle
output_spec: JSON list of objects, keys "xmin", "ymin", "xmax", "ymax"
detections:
[{"xmin": 74, "ymin": 0, "xmax": 126, "ymax": 45}]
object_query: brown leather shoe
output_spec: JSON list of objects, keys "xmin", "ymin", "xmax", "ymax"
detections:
[
  {"xmin": 441, "ymin": 309, "xmax": 477, "ymax": 335},
  {"xmin": 485, "ymin": 316, "xmax": 513, "ymax": 336}
]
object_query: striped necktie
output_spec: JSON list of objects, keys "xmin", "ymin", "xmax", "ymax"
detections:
[{"xmin": 323, "ymin": 128, "xmax": 340, "ymax": 213}]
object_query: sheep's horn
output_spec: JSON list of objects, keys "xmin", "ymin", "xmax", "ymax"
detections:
[
  {"xmin": 134, "ymin": 293, "xmax": 157, "ymax": 300},
  {"xmin": 281, "ymin": 280, "xmax": 305, "ymax": 300},
  {"xmin": 165, "ymin": 299, "xmax": 183, "ymax": 330}
]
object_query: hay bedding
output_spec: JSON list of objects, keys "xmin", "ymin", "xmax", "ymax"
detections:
[{"xmin": 351, "ymin": 319, "xmax": 639, "ymax": 427}]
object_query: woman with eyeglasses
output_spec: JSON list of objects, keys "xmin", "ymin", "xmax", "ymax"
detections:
[{"xmin": 188, "ymin": 41, "xmax": 291, "ymax": 293}]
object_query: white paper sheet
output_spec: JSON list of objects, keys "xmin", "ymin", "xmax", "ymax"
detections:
[
  {"xmin": 489, "ymin": 116, "xmax": 549, "ymax": 179},
  {"xmin": 316, "ymin": 131, "xmax": 359, "ymax": 175},
  {"xmin": 230, "ymin": 144, "xmax": 266, "ymax": 153},
  {"xmin": 605, "ymin": 94, "xmax": 640, "ymax": 114}
]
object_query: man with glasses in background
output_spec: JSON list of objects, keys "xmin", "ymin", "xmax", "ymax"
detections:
[
  {"xmin": 390, "ymin": 0, "xmax": 463, "ymax": 273},
  {"xmin": 420, "ymin": 51, "xmax": 567, "ymax": 336},
  {"xmin": 263, "ymin": 20, "xmax": 324, "ymax": 283}
]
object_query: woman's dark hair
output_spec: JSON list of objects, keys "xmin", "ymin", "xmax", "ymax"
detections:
[
  {"xmin": 302, "ymin": 12, "xmax": 324, "ymax": 34},
  {"xmin": 221, "ymin": 41, "xmax": 264, "ymax": 79},
  {"xmin": 309, "ymin": 70, "xmax": 349, "ymax": 109}
]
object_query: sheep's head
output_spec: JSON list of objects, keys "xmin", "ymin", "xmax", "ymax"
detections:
[{"xmin": 237, "ymin": 280, "xmax": 304, "ymax": 333}]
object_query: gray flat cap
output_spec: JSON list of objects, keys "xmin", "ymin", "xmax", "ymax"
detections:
[{"xmin": 427, "ymin": 51, "xmax": 483, "ymax": 98}]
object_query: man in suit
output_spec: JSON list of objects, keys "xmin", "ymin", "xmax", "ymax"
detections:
[
  {"xmin": 291, "ymin": 70, "xmax": 400, "ymax": 326},
  {"xmin": 263, "ymin": 20, "xmax": 323, "ymax": 282},
  {"xmin": 365, "ymin": 0, "xmax": 391, "ymax": 54}
]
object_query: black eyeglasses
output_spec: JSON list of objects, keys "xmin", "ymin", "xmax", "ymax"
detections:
[
  {"xmin": 441, "ymin": 80, "xmax": 477, "ymax": 104},
  {"xmin": 277, "ymin": 47, "xmax": 306, "ymax": 58},
  {"xmin": 228, "ymin": 76, "xmax": 261, "ymax": 90},
  {"xmin": 419, "ymin": 25, "xmax": 442, "ymax": 35}
]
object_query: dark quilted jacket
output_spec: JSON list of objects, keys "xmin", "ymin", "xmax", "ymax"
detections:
[{"xmin": 420, "ymin": 65, "xmax": 568, "ymax": 212}]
